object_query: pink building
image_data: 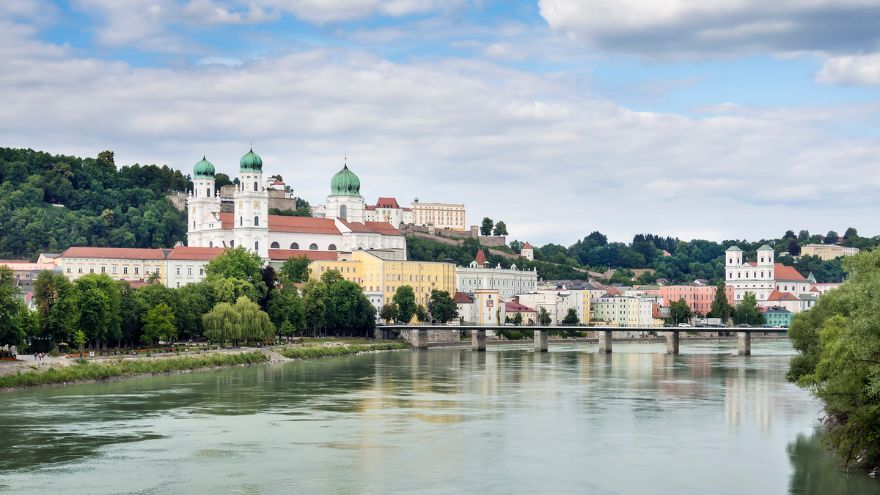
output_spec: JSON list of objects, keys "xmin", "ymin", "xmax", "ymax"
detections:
[{"xmin": 659, "ymin": 284, "xmax": 734, "ymax": 316}]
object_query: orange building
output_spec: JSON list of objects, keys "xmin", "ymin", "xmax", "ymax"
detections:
[{"xmin": 659, "ymin": 284, "xmax": 733, "ymax": 316}]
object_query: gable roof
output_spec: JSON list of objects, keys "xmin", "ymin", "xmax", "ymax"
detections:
[
  {"xmin": 522, "ymin": 242, "xmax": 533, "ymax": 249},
  {"xmin": 453, "ymin": 291, "xmax": 474, "ymax": 304},
  {"xmin": 505, "ymin": 301, "xmax": 536, "ymax": 313},
  {"xmin": 166, "ymin": 247, "xmax": 226, "ymax": 261},
  {"xmin": 768, "ymin": 290, "xmax": 800, "ymax": 301},
  {"xmin": 376, "ymin": 197, "xmax": 400, "ymax": 209},
  {"xmin": 269, "ymin": 215, "xmax": 341, "ymax": 235},
  {"xmin": 365, "ymin": 221, "xmax": 403, "ymax": 236},
  {"xmin": 268, "ymin": 249, "xmax": 338, "ymax": 261},
  {"xmin": 474, "ymin": 249, "xmax": 487, "ymax": 266},
  {"xmin": 60, "ymin": 247, "xmax": 167, "ymax": 260},
  {"xmin": 774, "ymin": 264, "xmax": 806, "ymax": 281}
]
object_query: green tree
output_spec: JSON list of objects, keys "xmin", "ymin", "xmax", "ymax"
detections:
[
  {"xmin": 302, "ymin": 280, "xmax": 327, "ymax": 336},
  {"xmin": 33, "ymin": 271, "xmax": 77, "ymax": 350},
  {"xmin": 428, "ymin": 290, "xmax": 458, "ymax": 323},
  {"xmin": 74, "ymin": 274, "xmax": 121, "ymax": 349},
  {"xmin": 266, "ymin": 287, "xmax": 304, "ymax": 337},
  {"xmin": 324, "ymin": 278, "xmax": 375, "ymax": 336},
  {"xmin": 204, "ymin": 246, "xmax": 266, "ymax": 300},
  {"xmin": 393, "ymin": 286, "xmax": 417, "ymax": 323},
  {"xmin": 176, "ymin": 281, "xmax": 215, "ymax": 340},
  {"xmin": 669, "ymin": 298, "xmax": 693, "ymax": 325},
  {"xmin": 141, "ymin": 303, "xmax": 177, "ymax": 345},
  {"xmin": 537, "ymin": 307, "xmax": 552, "ymax": 326},
  {"xmin": 561, "ymin": 308, "xmax": 579, "ymax": 325},
  {"xmin": 493, "ymin": 221, "xmax": 508, "ymax": 236},
  {"xmin": 72, "ymin": 329, "xmax": 86, "ymax": 357},
  {"xmin": 202, "ymin": 302, "xmax": 238, "ymax": 346},
  {"xmin": 379, "ymin": 303, "xmax": 398, "ymax": 323},
  {"xmin": 788, "ymin": 239, "xmax": 801, "ymax": 256},
  {"xmin": 0, "ymin": 266, "xmax": 29, "ymax": 348},
  {"xmin": 733, "ymin": 293, "xmax": 764, "ymax": 326},
  {"xmin": 787, "ymin": 249, "xmax": 880, "ymax": 470},
  {"xmin": 480, "ymin": 217, "xmax": 493, "ymax": 236},
  {"xmin": 415, "ymin": 305, "xmax": 428, "ymax": 323},
  {"xmin": 708, "ymin": 281, "xmax": 733, "ymax": 322},
  {"xmin": 234, "ymin": 296, "xmax": 275, "ymax": 342},
  {"xmin": 512, "ymin": 312, "xmax": 523, "ymax": 326},
  {"xmin": 824, "ymin": 231, "xmax": 839, "ymax": 244},
  {"xmin": 279, "ymin": 256, "xmax": 311, "ymax": 284}
]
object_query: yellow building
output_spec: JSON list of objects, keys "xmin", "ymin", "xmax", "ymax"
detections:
[
  {"xmin": 310, "ymin": 250, "xmax": 456, "ymax": 310},
  {"xmin": 800, "ymin": 244, "xmax": 859, "ymax": 260},
  {"xmin": 57, "ymin": 247, "xmax": 167, "ymax": 285},
  {"xmin": 410, "ymin": 201, "xmax": 466, "ymax": 231}
]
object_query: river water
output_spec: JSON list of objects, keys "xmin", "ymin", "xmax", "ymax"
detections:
[{"xmin": 1, "ymin": 341, "xmax": 879, "ymax": 494}]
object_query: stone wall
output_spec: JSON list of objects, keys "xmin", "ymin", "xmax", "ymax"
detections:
[{"xmin": 399, "ymin": 328, "xmax": 462, "ymax": 344}]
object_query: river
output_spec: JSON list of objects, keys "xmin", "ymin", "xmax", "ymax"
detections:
[{"xmin": 1, "ymin": 341, "xmax": 878, "ymax": 494}]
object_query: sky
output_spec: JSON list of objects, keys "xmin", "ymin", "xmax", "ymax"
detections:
[{"xmin": 2, "ymin": 0, "xmax": 880, "ymax": 245}]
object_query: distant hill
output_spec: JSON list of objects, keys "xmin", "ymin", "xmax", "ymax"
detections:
[{"xmin": 0, "ymin": 148, "xmax": 190, "ymax": 260}]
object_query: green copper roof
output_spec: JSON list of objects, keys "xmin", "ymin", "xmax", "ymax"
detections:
[
  {"xmin": 330, "ymin": 164, "xmax": 361, "ymax": 196},
  {"xmin": 193, "ymin": 156, "xmax": 215, "ymax": 179},
  {"xmin": 758, "ymin": 244, "xmax": 773, "ymax": 250},
  {"xmin": 239, "ymin": 148, "xmax": 263, "ymax": 171},
  {"xmin": 726, "ymin": 246, "xmax": 742, "ymax": 252}
]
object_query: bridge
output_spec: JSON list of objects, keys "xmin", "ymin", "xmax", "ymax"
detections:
[{"xmin": 375, "ymin": 325, "xmax": 789, "ymax": 356}]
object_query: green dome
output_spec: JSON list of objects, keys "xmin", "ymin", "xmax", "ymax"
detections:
[
  {"xmin": 193, "ymin": 156, "xmax": 215, "ymax": 179},
  {"xmin": 330, "ymin": 164, "xmax": 361, "ymax": 196},
  {"xmin": 239, "ymin": 148, "xmax": 263, "ymax": 171}
]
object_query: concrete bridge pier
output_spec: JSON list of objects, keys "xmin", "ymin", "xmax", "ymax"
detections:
[
  {"xmin": 472, "ymin": 329, "xmax": 486, "ymax": 351},
  {"xmin": 666, "ymin": 331, "xmax": 680, "ymax": 355},
  {"xmin": 738, "ymin": 332, "xmax": 751, "ymax": 355},
  {"xmin": 412, "ymin": 328, "xmax": 429, "ymax": 350},
  {"xmin": 534, "ymin": 330, "xmax": 548, "ymax": 352},
  {"xmin": 599, "ymin": 331, "xmax": 613, "ymax": 353}
]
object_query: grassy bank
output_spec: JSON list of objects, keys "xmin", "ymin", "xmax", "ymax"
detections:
[
  {"xmin": 279, "ymin": 341, "xmax": 410, "ymax": 359},
  {"xmin": 0, "ymin": 351, "xmax": 269, "ymax": 389}
]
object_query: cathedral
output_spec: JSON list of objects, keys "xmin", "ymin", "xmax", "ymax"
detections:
[{"xmin": 186, "ymin": 149, "xmax": 406, "ymax": 259}]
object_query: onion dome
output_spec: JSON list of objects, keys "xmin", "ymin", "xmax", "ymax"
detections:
[
  {"xmin": 193, "ymin": 156, "xmax": 215, "ymax": 179},
  {"xmin": 239, "ymin": 148, "xmax": 263, "ymax": 171},
  {"xmin": 330, "ymin": 164, "xmax": 361, "ymax": 196}
]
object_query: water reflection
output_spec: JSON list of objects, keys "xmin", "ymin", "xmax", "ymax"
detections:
[{"xmin": 0, "ymin": 341, "xmax": 877, "ymax": 494}]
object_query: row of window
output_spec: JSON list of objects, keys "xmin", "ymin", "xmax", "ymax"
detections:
[{"xmin": 66, "ymin": 266, "xmax": 157, "ymax": 276}]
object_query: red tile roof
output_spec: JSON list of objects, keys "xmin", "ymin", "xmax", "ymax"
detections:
[
  {"xmin": 453, "ymin": 291, "xmax": 474, "ymax": 304},
  {"xmin": 768, "ymin": 290, "xmax": 800, "ymax": 301},
  {"xmin": 376, "ymin": 197, "xmax": 400, "ymax": 209},
  {"xmin": 474, "ymin": 249, "xmax": 487, "ymax": 266},
  {"xmin": 269, "ymin": 215, "xmax": 341, "ymax": 235},
  {"xmin": 61, "ymin": 247, "xmax": 167, "ymax": 260},
  {"xmin": 774, "ymin": 264, "xmax": 806, "ymax": 281},
  {"xmin": 505, "ymin": 301, "xmax": 536, "ymax": 313},
  {"xmin": 365, "ymin": 205, "xmax": 376, "ymax": 211},
  {"xmin": 365, "ymin": 221, "xmax": 403, "ymax": 236},
  {"xmin": 166, "ymin": 247, "xmax": 226, "ymax": 261},
  {"xmin": 268, "ymin": 249, "xmax": 338, "ymax": 261},
  {"xmin": 219, "ymin": 212, "xmax": 233, "ymax": 229},
  {"xmin": 522, "ymin": 242, "xmax": 533, "ymax": 249}
]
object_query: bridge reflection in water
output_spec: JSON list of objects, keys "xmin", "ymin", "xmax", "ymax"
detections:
[{"xmin": 376, "ymin": 325, "xmax": 788, "ymax": 355}]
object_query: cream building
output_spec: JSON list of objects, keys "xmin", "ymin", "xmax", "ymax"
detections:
[
  {"xmin": 309, "ymin": 250, "xmax": 456, "ymax": 312},
  {"xmin": 800, "ymin": 244, "xmax": 859, "ymax": 260},
  {"xmin": 455, "ymin": 250, "xmax": 538, "ymax": 298},
  {"xmin": 364, "ymin": 197, "xmax": 413, "ymax": 226},
  {"xmin": 725, "ymin": 245, "xmax": 812, "ymax": 303},
  {"xmin": 410, "ymin": 201, "xmax": 466, "ymax": 231}
]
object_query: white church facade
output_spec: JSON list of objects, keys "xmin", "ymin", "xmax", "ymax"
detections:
[
  {"xmin": 725, "ymin": 244, "xmax": 812, "ymax": 305},
  {"xmin": 186, "ymin": 150, "xmax": 406, "ymax": 260}
]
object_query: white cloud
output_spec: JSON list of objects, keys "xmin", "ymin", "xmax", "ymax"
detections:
[
  {"xmin": 538, "ymin": 0, "xmax": 880, "ymax": 58},
  {"xmin": 817, "ymin": 53, "xmax": 880, "ymax": 85},
  {"xmin": 2, "ymin": 19, "xmax": 879, "ymax": 244}
]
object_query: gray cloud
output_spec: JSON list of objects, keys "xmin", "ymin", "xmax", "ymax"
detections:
[
  {"xmin": 2, "ymin": 18, "xmax": 879, "ymax": 244},
  {"xmin": 817, "ymin": 53, "xmax": 880, "ymax": 85},
  {"xmin": 538, "ymin": 0, "xmax": 880, "ymax": 58}
]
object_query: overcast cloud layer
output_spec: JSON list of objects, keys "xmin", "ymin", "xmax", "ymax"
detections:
[{"xmin": 2, "ymin": 1, "xmax": 880, "ymax": 244}]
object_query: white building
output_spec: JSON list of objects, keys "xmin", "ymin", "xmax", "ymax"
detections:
[
  {"xmin": 364, "ymin": 197, "xmax": 413, "ymax": 226},
  {"xmin": 186, "ymin": 151, "xmax": 406, "ymax": 259},
  {"xmin": 410, "ymin": 201, "xmax": 466, "ymax": 231},
  {"xmin": 520, "ymin": 242, "xmax": 534, "ymax": 261},
  {"xmin": 725, "ymin": 245, "xmax": 812, "ymax": 304},
  {"xmin": 455, "ymin": 249, "xmax": 538, "ymax": 299}
]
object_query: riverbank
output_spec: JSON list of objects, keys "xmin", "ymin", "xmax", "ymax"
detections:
[{"xmin": 0, "ymin": 341, "xmax": 412, "ymax": 391}]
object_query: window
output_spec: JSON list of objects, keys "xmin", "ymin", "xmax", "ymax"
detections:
[
  {"xmin": 187, "ymin": 267, "xmax": 192, "ymax": 275},
  {"xmin": 271, "ymin": 242, "xmax": 280, "ymax": 249},
  {"xmin": 112, "ymin": 266, "xmax": 117, "ymax": 274},
  {"xmin": 290, "ymin": 243, "xmax": 299, "ymax": 249},
  {"xmin": 328, "ymin": 244, "xmax": 337, "ymax": 251},
  {"xmin": 193, "ymin": 220, "xmax": 196, "ymax": 229},
  {"xmin": 66, "ymin": 268, "xmax": 71, "ymax": 273},
  {"xmin": 230, "ymin": 240, "xmax": 234, "ymax": 247},
  {"xmin": 206, "ymin": 188, "xmax": 210, "ymax": 198},
  {"xmin": 254, "ymin": 216, "xmax": 259, "ymax": 226},
  {"xmin": 177, "ymin": 267, "xmax": 181, "ymax": 275},
  {"xmin": 90, "ymin": 268, "xmax": 94, "ymax": 273},
  {"xmin": 209, "ymin": 241, "xmax": 213, "ymax": 247},
  {"xmin": 240, "ymin": 216, "xmax": 243, "ymax": 227},
  {"xmin": 101, "ymin": 266, "xmax": 106, "ymax": 273},
  {"xmin": 254, "ymin": 181, "xmax": 258, "ymax": 191},
  {"xmin": 134, "ymin": 267, "xmax": 139, "ymax": 275},
  {"xmin": 199, "ymin": 269, "xmax": 204, "ymax": 275},
  {"xmin": 309, "ymin": 243, "xmax": 318, "ymax": 250},
  {"xmin": 123, "ymin": 267, "xmax": 128, "ymax": 275},
  {"xmin": 255, "ymin": 241, "xmax": 259, "ymax": 251},
  {"xmin": 340, "ymin": 205, "xmax": 347, "ymax": 220}
]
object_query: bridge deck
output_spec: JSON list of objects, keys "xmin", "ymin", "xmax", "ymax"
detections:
[{"xmin": 377, "ymin": 325, "xmax": 788, "ymax": 333}]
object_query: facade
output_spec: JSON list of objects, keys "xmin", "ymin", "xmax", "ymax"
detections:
[
  {"xmin": 471, "ymin": 289, "xmax": 501, "ymax": 326},
  {"xmin": 309, "ymin": 250, "xmax": 456, "ymax": 312},
  {"xmin": 520, "ymin": 242, "xmax": 534, "ymax": 261},
  {"xmin": 410, "ymin": 201, "xmax": 466, "ymax": 230},
  {"xmin": 58, "ymin": 247, "xmax": 168, "ymax": 284},
  {"xmin": 502, "ymin": 301, "xmax": 537, "ymax": 325},
  {"xmin": 659, "ymin": 284, "xmax": 733, "ymax": 316},
  {"xmin": 762, "ymin": 306, "xmax": 793, "ymax": 327},
  {"xmin": 0, "ymin": 260, "xmax": 56, "ymax": 307},
  {"xmin": 186, "ymin": 151, "xmax": 405, "ymax": 259},
  {"xmin": 725, "ymin": 245, "xmax": 812, "ymax": 303},
  {"xmin": 455, "ymin": 250, "xmax": 538, "ymax": 299},
  {"xmin": 800, "ymin": 244, "xmax": 859, "ymax": 260},
  {"xmin": 364, "ymin": 197, "xmax": 413, "ymax": 226}
]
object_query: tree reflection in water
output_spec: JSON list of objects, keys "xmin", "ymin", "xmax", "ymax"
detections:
[{"xmin": 788, "ymin": 432, "xmax": 880, "ymax": 495}]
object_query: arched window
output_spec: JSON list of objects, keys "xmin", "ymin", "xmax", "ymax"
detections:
[
  {"xmin": 206, "ymin": 188, "xmax": 210, "ymax": 198},
  {"xmin": 193, "ymin": 220, "xmax": 196, "ymax": 229},
  {"xmin": 254, "ymin": 181, "xmax": 258, "ymax": 192},
  {"xmin": 209, "ymin": 241, "xmax": 213, "ymax": 247},
  {"xmin": 255, "ymin": 241, "xmax": 259, "ymax": 251},
  {"xmin": 254, "ymin": 216, "xmax": 259, "ymax": 226},
  {"xmin": 309, "ymin": 243, "xmax": 318, "ymax": 250},
  {"xmin": 328, "ymin": 244, "xmax": 337, "ymax": 251},
  {"xmin": 230, "ymin": 240, "xmax": 234, "ymax": 247},
  {"xmin": 240, "ymin": 216, "xmax": 243, "ymax": 227},
  {"xmin": 339, "ymin": 204, "xmax": 347, "ymax": 220},
  {"xmin": 290, "ymin": 242, "xmax": 299, "ymax": 249},
  {"xmin": 271, "ymin": 242, "xmax": 279, "ymax": 249}
]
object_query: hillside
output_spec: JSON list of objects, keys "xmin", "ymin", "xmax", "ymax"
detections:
[{"xmin": 0, "ymin": 148, "xmax": 189, "ymax": 260}]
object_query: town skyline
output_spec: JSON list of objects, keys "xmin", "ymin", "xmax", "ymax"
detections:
[{"xmin": 3, "ymin": 1, "xmax": 880, "ymax": 244}]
